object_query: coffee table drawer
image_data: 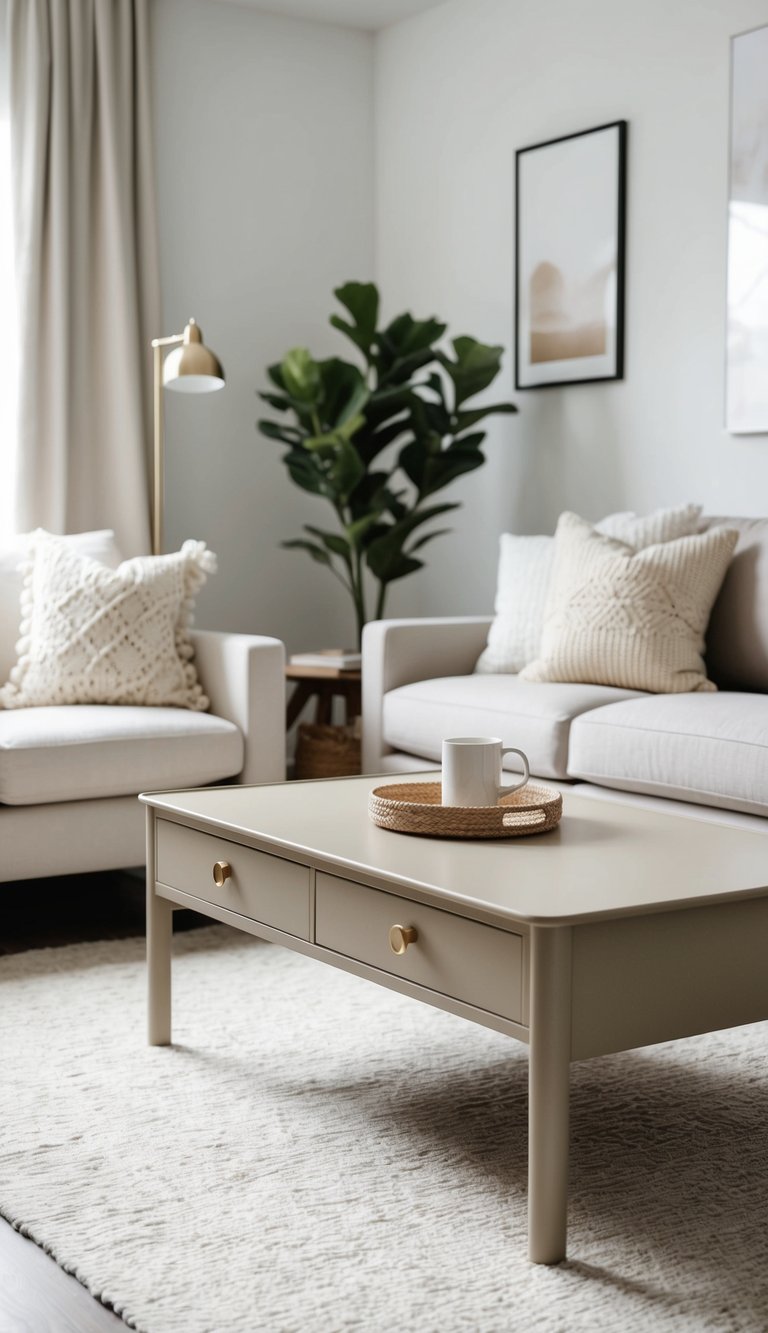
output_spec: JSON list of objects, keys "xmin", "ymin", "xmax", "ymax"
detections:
[
  {"xmin": 315, "ymin": 872, "xmax": 523, "ymax": 1022},
  {"xmin": 156, "ymin": 820, "xmax": 310, "ymax": 940}
]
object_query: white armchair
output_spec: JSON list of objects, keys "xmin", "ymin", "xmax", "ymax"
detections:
[
  {"xmin": 189, "ymin": 630, "xmax": 285, "ymax": 786},
  {"xmin": 0, "ymin": 629, "xmax": 286, "ymax": 882}
]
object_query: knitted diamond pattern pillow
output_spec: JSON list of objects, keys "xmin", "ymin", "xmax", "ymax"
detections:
[
  {"xmin": 0, "ymin": 533, "xmax": 216, "ymax": 710},
  {"xmin": 475, "ymin": 503, "xmax": 704, "ymax": 676},
  {"xmin": 519, "ymin": 513, "xmax": 738, "ymax": 693}
]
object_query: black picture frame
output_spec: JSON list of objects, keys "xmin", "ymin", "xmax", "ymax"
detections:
[{"xmin": 514, "ymin": 120, "xmax": 627, "ymax": 390}]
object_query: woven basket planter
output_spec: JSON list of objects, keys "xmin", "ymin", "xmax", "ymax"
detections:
[{"xmin": 294, "ymin": 723, "xmax": 361, "ymax": 780}]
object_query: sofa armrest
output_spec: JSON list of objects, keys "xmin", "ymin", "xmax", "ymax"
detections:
[
  {"xmin": 361, "ymin": 617, "xmax": 492, "ymax": 773},
  {"xmin": 190, "ymin": 630, "xmax": 286, "ymax": 784}
]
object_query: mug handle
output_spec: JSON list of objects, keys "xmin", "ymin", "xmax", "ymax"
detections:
[{"xmin": 499, "ymin": 747, "xmax": 530, "ymax": 796}]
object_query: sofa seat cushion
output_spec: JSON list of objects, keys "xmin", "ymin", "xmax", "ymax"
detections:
[
  {"xmin": 568, "ymin": 692, "xmax": 768, "ymax": 816},
  {"xmin": 0, "ymin": 706, "xmax": 244, "ymax": 806},
  {"xmin": 382, "ymin": 675, "xmax": 645, "ymax": 780}
]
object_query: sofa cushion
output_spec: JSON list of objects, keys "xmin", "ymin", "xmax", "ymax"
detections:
[
  {"xmin": 704, "ymin": 517, "xmax": 768, "ymax": 693},
  {"xmin": 567, "ymin": 692, "xmax": 768, "ymax": 817},
  {"xmin": 0, "ymin": 706, "xmax": 244, "ymax": 805},
  {"xmin": 382, "ymin": 675, "xmax": 644, "ymax": 780}
]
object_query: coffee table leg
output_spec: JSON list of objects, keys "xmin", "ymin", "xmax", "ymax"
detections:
[
  {"xmin": 146, "ymin": 815, "xmax": 172, "ymax": 1046},
  {"xmin": 528, "ymin": 924, "xmax": 572, "ymax": 1264}
]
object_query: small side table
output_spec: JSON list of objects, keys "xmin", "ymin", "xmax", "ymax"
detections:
[{"xmin": 286, "ymin": 664, "xmax": 362, "ymax": 730}]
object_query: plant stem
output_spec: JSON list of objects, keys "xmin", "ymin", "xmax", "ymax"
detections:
[
  {"xmin": 375, "ymin": 581, "xmax": 387, "ymax": 621},
  {"xmin": 351, "ymin": 546, "xmax": 366, "ymax": 649}
]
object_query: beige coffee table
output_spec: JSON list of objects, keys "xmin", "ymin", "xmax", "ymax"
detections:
[{"xmin": 141, "ymin": 777, "xmax": 768, "ymax": 1265}]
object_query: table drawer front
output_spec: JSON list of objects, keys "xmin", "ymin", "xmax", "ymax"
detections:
[
  {"xmin": 315, "ymin": 872, "xmax": 523, "ymax": 1022},
  {"xmin": 156, "ymin": 820, "xmax": 310, "ymax": 940}
]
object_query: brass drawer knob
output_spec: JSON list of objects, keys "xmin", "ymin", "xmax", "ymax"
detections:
[
  {"xmin": 389, "ymin": 923, "xmax": 418, "ymax": 955},
  {"xmin": 212, "ymin": 860, "xmax": 232, "ymax": 888}
]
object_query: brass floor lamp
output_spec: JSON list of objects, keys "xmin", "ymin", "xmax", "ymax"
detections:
[{"xmin": 151, "ymin": 318, "xmax": 225, "ymax": 555}]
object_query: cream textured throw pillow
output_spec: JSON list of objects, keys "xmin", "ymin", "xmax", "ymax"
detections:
[
  {"xmin": 0, "ymin": 534, "xmax": 216, "ymax": 710},
  {"xmin": 475, "ymin": 503, "xmax": 703, "ymax": 674},
  {"xmin": 519, "ymin": 512, "xmax": 738, "ymax": 693},
  {"xmin": 0, "ymin": 528, "xmax": 123, "ymax": 685}
]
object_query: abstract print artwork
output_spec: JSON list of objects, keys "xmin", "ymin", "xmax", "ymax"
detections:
[
  {"xmin": 515, "ymin": 122, "xmax": 627, "ymax": 389},
  {"xmin": 726, "ymin": 25, "xmax": 768, "ymax": 434}
]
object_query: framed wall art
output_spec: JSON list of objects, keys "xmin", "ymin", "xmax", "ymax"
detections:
[
  {"xmin": 515, "ymin": 121, "xmax": 627, "ymax": 390},
  {"xmin": 726, "ymin": 24, "xmax": 768, "ymax": 434}
]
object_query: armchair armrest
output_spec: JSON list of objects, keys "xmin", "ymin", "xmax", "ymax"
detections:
[
  {"xmin": 190, "ymin": 630, "xmax": 286, "ymax": 784},
  {"xmin": 361, "ymin": 617, "xmax": 492, "ymax": 773}
]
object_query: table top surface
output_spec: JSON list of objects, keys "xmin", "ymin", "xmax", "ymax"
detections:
[
  {"xmin": 142, "ymin": 776, "xmax": 768, "ymax": 926},
  {"xmin": 285, "ymin": 664, "xmax": 362, "ymax": 681}
]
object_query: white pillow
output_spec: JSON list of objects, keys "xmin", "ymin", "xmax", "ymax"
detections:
[
  {"xmin": 596, "ymin": 503, "xmax": 704, "ymax": 546},
  {"xmin": 475, "ymin": 503, "xmax": 703, "ymax": 674},
  {"xmin": 0, "ymin": 529, "xmax": 123, "ymax": 685},
  {"xmin": 519, "ymin": 512, "xmax": 737, "ymax": 693},
  {"xmin": 0, "ymin": 533, "xmax": 216, "ymax": 711}
]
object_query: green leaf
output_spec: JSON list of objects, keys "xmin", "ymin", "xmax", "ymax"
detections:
[
  {"xmin": 329, "ymin": 437, "xmax": 365, "ymax": 501},
  {"xmin": 266, "ymin": 362, "xmax": 287, "ymax": 391},
  {"xmin": 420, "ymin": 446, "xmax": 486, "ymax": 497},
  {"xmin": 281, "ymin": 539, "xmax": 333, "ymax": 567},
  {"xmin": 331, "ymin": 282, "xmax": 380, "ymax": 358},
  {"xmin": 258, "ymin": 391, "xmax": 291, "ymax": 412},
  {"xmin": 397, "ymin": 434, "xmax": 443, "ymax": 490},
  {"xmin": 365, "ymin": 503, "xmax": 458, "ymax": 584},
  {"xmin": 281, "ymin": 348, "xmax": 322, "ymax": 404},
  {"xmin": 447, "ymin": 430, "xmax": 485, "ymax": 452},
  {"xmin": 438, "ymin": 337, "xmax": 505, "ymax": 408},
  {"xmin": 346, "ymin": 513, "xmax": 380, "ymax": 548},
  {"xmin": 366, "ymin": 547, "xmax": 425, "ymax": 583},
  {"xmin": 304, "ymin": 525, "xmax": 352, "ymax": 561},
  {"xmin": 304, "ymin": 412, "xmax": 366, "ymax": 452},
  {"xmin": 454, "ymin": 402, "xmax": 518, "ymax": 431},
  {"xmin": 378, "ymin": 345, "xmax": 436, "ymax": 387},
  {"xmin": 358, "ymin": 416, "xmax": 410, "ymax": 465},
  {"xmin": 257, "ymin": 419, "xmax": 305, "ymax": 445},
  {"xmin": 316, "ymin": 358, "xmax": 370, "ymax": 428},
  {"xmin": 407, "ymin": 527, "xmax": 452, "ymax": 554},
  {"xmin": 367, "ymin": 384, "xmax": 416, "ymax": 417},
  {"xmin": 379, "ymin": 312, "xmax": 447, "ymax": 358},
  {"xmin": 346, "ymin": 469, "xmax": 390, "ymax": 514},
  {"xmin": 284, "ymin": 450, "xmax": 325, "ymax": 496}
]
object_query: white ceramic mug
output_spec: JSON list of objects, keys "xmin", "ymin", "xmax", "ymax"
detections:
[{"xmin": 441, "ymin": 736, "xmax": 530, "ymax": 807}]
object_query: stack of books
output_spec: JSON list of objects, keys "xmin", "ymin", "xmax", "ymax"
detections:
[{"xmin": 289, "ymin": 649, "xmax": 362, "ymax": 671}]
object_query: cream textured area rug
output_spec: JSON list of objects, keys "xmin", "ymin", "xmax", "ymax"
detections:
[{"xmin": 1, "ymin": 927, "xmax": 767, "ymax": 1333}]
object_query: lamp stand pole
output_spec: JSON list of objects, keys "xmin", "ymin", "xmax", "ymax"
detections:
[{"xmin": 151, "ymin": 333, "xmax": 184, "ymax": 557}]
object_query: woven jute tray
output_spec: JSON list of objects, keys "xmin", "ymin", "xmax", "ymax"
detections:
[{"xmin": 368, "ymin": 780, "xmax": 563, "ymax": 840}]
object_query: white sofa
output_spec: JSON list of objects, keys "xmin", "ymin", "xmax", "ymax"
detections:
[
  {"xmin": 0, "ymin": 537, "xmax": 286, "ymax": 881},
  {"xmin": 362, "ymin": 516, "xmax": 768, "ymax": 832}
]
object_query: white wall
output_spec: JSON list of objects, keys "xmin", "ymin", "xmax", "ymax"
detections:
[
  {"xmin": 375, "ymin": 0, "xmax": 768, "ymax": 618},
  {"xmin": 152, "ymin": 0, "xmax": 374, "ymax": 649}
]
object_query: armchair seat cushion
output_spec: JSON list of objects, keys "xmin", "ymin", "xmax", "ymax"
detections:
[
  {"xmin": 0, "ymin": 706, "xmax": 243, "ymax": 806},
  {"xmin": 567, "ymin": 692, "xmax": 768, "ymax": 816},
  {"xmin": 382, "ymin": 675, "xmax": 644, "ymax": 780}
]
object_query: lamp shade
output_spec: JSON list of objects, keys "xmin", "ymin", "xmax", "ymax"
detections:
[{"xmin": 163, "ymin": 318, "xmax": 225, "ymax": 394}]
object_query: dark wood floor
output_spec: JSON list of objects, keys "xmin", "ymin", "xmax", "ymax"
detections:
[{"xmin": 0, "ymin": 869, "xmax": 207, "ymax": 1331}]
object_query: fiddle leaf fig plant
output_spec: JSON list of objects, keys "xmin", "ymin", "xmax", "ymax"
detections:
[{"xmin": 258, "ymin": 282, "xmax": 517, "ymax": 647}]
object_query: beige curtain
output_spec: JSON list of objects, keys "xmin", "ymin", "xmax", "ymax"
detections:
[{"xmin": 9, "ymin": 0, "xmax": 160, "ymax": 555}]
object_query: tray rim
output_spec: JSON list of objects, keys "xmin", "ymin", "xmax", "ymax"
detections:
[
  {"xmin": 368, "ymin": 779, "xmax": 563, "ymax": 813},
  {"xmin": 368, "ymin": 779, "xmax": 563, "ymax": 840}
]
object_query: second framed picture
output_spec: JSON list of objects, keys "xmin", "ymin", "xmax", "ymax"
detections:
[{"xmin": 515, "ymin": 120, "xmax": 627, "ymax": 389}]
